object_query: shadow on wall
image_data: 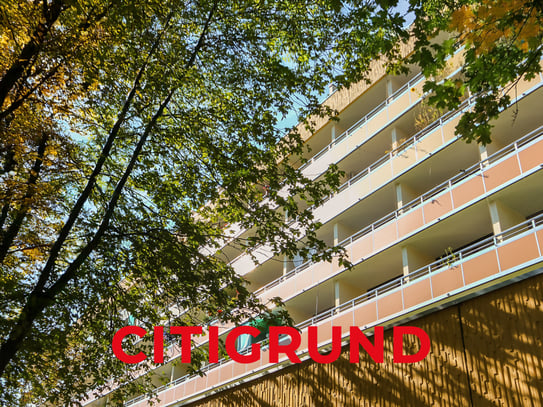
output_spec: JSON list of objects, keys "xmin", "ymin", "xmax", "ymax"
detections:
[{"xmin": 185, "ymin": 274, "xmax": 543, "ymax": 407}]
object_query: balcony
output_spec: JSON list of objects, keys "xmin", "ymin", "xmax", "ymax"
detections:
[
  {"xmin": 209, "ymin": 54, "xmax": 468, "ymax": 261},
  {"xmin": 253, "ymin": 126, "xmax": 543, "ymax": 306},
  {"xmin": 298, "ymin": 50, "xmax": 466, "ymax": 179},
  {"xmin": 147, "ymin": 85, "xmax": 543, "ymax": 388},
  {"xmin": 231, "ymin": 75, "xmax": 543, "ymax": 281},
  {"xmin": 123, "ymin": 212, "xmax": 543, "ymax": 407}
]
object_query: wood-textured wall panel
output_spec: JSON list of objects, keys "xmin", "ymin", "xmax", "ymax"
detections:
[
  {"xmin": 186, "ymin": 274, "xmax": 543, "ymax": 407},
  {"xmin": 460, "ymin": 274, "xmax": 543, "ymax": 407}
]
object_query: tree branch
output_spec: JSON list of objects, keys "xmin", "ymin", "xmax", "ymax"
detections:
[
  {"xmin": 0, "ymin": 3, "xmax": 217, "ymax": 377},
  {"xmin": 0, "ymin": 134, "xmax": 49, "ymax": 262},
  {"xmin": 0, "ymin": 0, "xmax": 65, "ymax": 111}
]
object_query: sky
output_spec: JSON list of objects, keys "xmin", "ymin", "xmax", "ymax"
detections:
[{"xmin": 277, "ymin": 0, "xmax": 414, "ymax": 132}]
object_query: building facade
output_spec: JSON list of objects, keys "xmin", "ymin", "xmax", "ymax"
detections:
[{"xmin": 85, "ymin": 46, "xmax": 543, "ymax": 407}]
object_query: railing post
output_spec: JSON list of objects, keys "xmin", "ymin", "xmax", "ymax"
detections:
[
  {"xmin": 459, "ymin": 252, "xmax": 466, "ymax": 287},
  {"xmin": 534, "ymin": 221, "xmax": 542, "ymax": 257},
  {"xmin": 371, "ymin": 224, "xmax": 375, "ymax": 252},
  {"xmin": 429, "ymin": 266, "xmax": 434, "ymax": 299},
  {"xmin": 495, "ymin": 246, "xmax": 502, "ymax": 274},
  {"xmin": 400, "ymin": 280, "xmax": 405, "ymax": 310},
  {"xmin": 375, "ymin": 293, "xmax": 379, "ymax": 319}
]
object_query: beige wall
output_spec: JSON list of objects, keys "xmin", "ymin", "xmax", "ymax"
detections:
[
  {"xmin": 186, "ymin": 273, "xmax": 543, "ymax": 406},
  {"xmin": 298, "ymin": 39, "xmax": 416, "ymax": 143}
]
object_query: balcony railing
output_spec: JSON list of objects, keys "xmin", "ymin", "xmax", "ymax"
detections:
[
  {"xmin": 219, "ymin": 59, "xmax": 472, "ymax": 266},
  {"xmin": 300, "ymin": 47, "xmax": 466, "ymax": 174},
  {"xmin": 123, "ymin": 211, "xmax": 543, "ymax": 407},
  {"xmin": 229, "ymin": 74, "xmax": 543, "ymax": 278},
  {"xmin": 301, "ymin": 71, "xmax": 425, "ymax": 169},
  {"xmin": 253, "ymin": 124, "xmax": 543, "ymax": 297},
  {"xmin": 298, "ymin": 212, "xmax": 543, "ymax": 329},
  {"xmin": 320, "ymin": 96, "xmax": 467, "ymax": 205},
  {"xmin": 228, "ymin": 96, "xmax": 467, "ymax": 270}
]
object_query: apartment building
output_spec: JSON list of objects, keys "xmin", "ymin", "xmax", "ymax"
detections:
[{"xmin": 85, "ymin": 44, "xmax": 543, "ymax": 407}]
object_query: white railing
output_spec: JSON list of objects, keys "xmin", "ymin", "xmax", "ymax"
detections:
[
  {"xmin": 299, "ymin": 70, "xmax": 425, "ymax": 171},
  {"xmin": 229, "ymin": 74, "xmax": 543, "ymax": 276},
  {"xmin": 124, "ymin": 212, "xmax": 543, "ymax": 407},
  {"xmin": 298, "ymin": 213, "xmax": 543, "ymax": 329},
  {"xmin": 227, "ymin": 94, "xmax": 467, "ymax": 268},
  {"xmin": 253, "ymin": 125, "xmax": 543, "ymax": 296}
]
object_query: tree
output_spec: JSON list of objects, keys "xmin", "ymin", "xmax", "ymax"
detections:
[
  {"xmin": 409, "ymin": 0, "xmax": 543, "ymax": 144},
  {"xmin": 3, "ymin": 0, "xmax": 539, "ymax": 405},
  {"xmin": 0, "ymin": 1, "xmax": 408, "ymax": 405}
]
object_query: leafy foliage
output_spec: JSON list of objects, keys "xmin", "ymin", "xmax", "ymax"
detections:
[
  {"xmin": 410, "ymin": 0, "xmax": 543, "ymax": 144},
  {"xmin": 0, "ymin": 0, "xmax": 406, "ymax": 405},
  {"xmin": 2, "ymin": 0, "xmax": 540, "ymax": 405}
]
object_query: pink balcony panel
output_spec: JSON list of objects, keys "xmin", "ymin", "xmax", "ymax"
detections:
[
  {"xmin": 461, "ymin": 250, "xmax": 500, "ymax": 285},
  {"xmin": 187, "ymin": 378, "xmax": 197, "ymax": 396},
  {"xmin": 312, "ymin": 261, "xmax": 332, "ymax": 284},
  {"xmin": 370, "ymin": 161, "xmax": 392, "ymax": 190},
  {"xmin": 392, "ymin": 148, "xmax": 417, "ymax": 175},
  {"xmin": 373, "ymin": 222, "xmax": 397, "ymax": 252},
  {"xmin": 367, "ymin": 109, "xmax": 387, "ymax": 136},
  {"xmin": 173, "ymin": 384, "xmax": 185, "ymax": 403},
  {"xmin": 281, "ymin": 277, "xmax": 298, "ymax": 299},
  {"xmin": 537, "ymin": 230, "xmax": 543, "ymax": 253},
  {"xmin": 497, "ymin": 234, "xmax": 540, "ymax": 271},
  {"xmin": 350, "ymin": 175, "xmax": 372, "ymax": 202},
  {"xmin": 410, "ymin": 80, "xmax": 425, "ymax": 97},
  {"xmin": 169, "ymin": 383, "xmax": 185, "ymax": 400},
  {"xmin": 260, "ymin": 348, "xmax": 270, "ymax": 366},
  {"xmin": 314, "ymin": 320, "xmax": 333, "ymax": 346},
  {"xmin": 345, "ymin": 128, "xmax": 364, "ymax": 154},
  {"xmin": 441, "ymin": 115, "xmax": 460, "ymax": 142},
  {"xmin": 253, "ymin": 245, "xmax": 274, "ymax": 265},
  {"xmin": 299, "ymin": 330, "xmax": 309, "ymax": 351},
  {"xmin": 377, "ymin": 291, "xmax": 403, "ymax": 319},
  {"xmin": 219, "ymin": 362, "xmax": 233, "ymax": 383},
  {"xmin": 515, "ymin": 75, "xmax": 541, "ymax": 95},
  {"xmin": 326, "ymin": 148, "xmax": 344, "ymax": 170},
  {"xmin": 397, "ymin": 208, "xmax": 424, "ymax": 238},
  {"xmin": 282, "ymin": 273, "xmax": 301, "ymax": 298},
  {"xmin": 329, "ymin": 193, "xmax": 352, "ymax": 214},
  {"xmin": 403, "ymin": 278, "xmax": 433, "ymax": 309},
  {"xmin": 332, "ymin": 312, "xmax": 353, "ymax": 334},
  {"xmin": 160, "ymin": 389, "xmax": 174, "ymax": 405},
  {"xmin": 263, "ymin": 279, "xmax": 295, "ymax": 303},
  {"xmin": 388, "ymin": 92, "xmax": 410, "ymax": 119},
  {"xmin": 422, "ymin": 191, "xmax": 453, "ymax": 224},
  {"xmin": 518, "ymin": 138, "xmax": 543, "ymax": 171},
  {"xmin": 233, "ymin": 255, "xmax": 257, "ymax": 276},
  {"xmin": 206, "ymin": 369, "xmax": 220, "ymax": 388},
  {"xmin": 451, "ymin": 176, "xmax": 485, "ymax": 209},
  {"xmin": 246, "ymin": 356, "xmax": 263, "ymax": 373},
  {"xmin": 416, "ymin": 128, "xmax": 443, "ymax": 159},
  {"xmin": 294, "ymin": 270, "xmax": 313, "ymax": 294},
  {"xmin": 350, "ymin": 234, "xmax": 373, "ymax": 262},
  {"xmin": 353, "ymin": 301, "xmax": 378, "ymax": 327},
  {"xmin": 232, "ymin": 359, "xmax": 246, "ymax": 379},
  {"xmin": 483, "ymin": 156, "xmax": 521, "ymax": 191},
  {"xmin": 331, "ymin": 257, "xmax": 341, "ymax": 273},
  {"xmin": 258, "ymin": 287, "xmax": 273, "ymax": 305},
  {"xmin": 430, "ymin": 265, "xmax": 463, "ymax": 298}
]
